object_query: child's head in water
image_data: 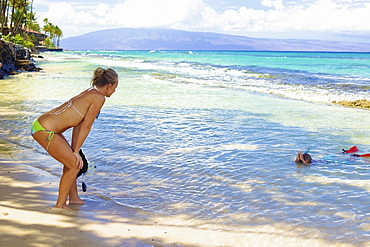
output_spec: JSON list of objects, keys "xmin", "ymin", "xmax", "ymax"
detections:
[
  {"xmin": 295, "ymin": 151, "xmax": 312, "ymax": 165},
  {"xmin": 302, "ymin": 153, "xmax": 312, "ymax": 163}
]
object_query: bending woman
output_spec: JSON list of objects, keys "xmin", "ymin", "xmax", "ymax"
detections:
[{"xmin": 31, "ymin": 67, "xmax": 118, "ymax": 210}]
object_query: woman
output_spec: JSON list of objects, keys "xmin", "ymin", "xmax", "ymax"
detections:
[{"xmin": 31, "ymin": 67, "xmax": 118, "ymax": 210}]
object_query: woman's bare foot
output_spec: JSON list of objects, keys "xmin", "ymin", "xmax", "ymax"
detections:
[{"xmin": 69, "ymin": 198, "xmax": 85, "ymax": 205}]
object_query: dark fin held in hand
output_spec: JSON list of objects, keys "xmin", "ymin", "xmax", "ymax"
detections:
[
  {"xmin": 82, "ymin": 182, "xmax": 87, "ymax": 192},
  {"xmin": 76, "ymin": 149, "xmax": 88, "ymax": 178}
]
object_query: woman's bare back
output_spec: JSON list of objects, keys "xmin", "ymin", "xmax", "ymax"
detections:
[{"xmin": 38, "ymin": 88, "xmax": 105, "ymax": 134}]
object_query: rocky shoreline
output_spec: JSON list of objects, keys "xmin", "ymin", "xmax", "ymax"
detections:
[
  {"xmin": 0, "ymin": 40, "xmax": 41, "ymax": 79},
  {"xmin": 332, "ymin": 99, "xmax": 370, "ymax": 109}
]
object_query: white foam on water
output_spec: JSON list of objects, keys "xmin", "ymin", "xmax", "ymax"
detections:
[{"xmin": 89, "ymin": 56, "xmax": 370, "ymax": 106}]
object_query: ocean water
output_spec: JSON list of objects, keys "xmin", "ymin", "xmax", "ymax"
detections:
[{"xmin": 1, "ymin": 50, "xmax": 370, "ymax": 245}]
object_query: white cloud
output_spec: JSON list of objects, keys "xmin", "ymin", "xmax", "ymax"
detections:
[
  {"xmin": 198, "ymin": 0, "xmax": 370, "ymax": 35},
  {"xmin": 93, "ymin": 3, "xmax": 110, "ymax": 17},
  {"xmin": 43, "ymin": 0, "xmax": 205, "ymax": 36},
  {"xmin": 261, "ymin": 0, "xmax": 284, "ymax": 10},
  {"xmin": 107, "ymin": 0, "xmax": 204, "ymax": 27},
  {"xmin": 284, "ymin": 1, "xmax": 370, "ymax": 32},
  {"xmin": 47, "ymin": 2, "xmax": 100, "ymax": 24},
  {"xmin": 41, "ymin": 0, "xmax": 370, "ymax": 42}
]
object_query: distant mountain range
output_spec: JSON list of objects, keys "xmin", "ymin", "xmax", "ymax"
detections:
[{"xmin": 61, "ymin": 28, "xmax": 370, "ymax": 52}]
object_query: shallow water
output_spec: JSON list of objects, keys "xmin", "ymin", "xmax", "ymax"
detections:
[{"xmin": 1, "ymin": 51, "xmax": 370, "ymax": 245}]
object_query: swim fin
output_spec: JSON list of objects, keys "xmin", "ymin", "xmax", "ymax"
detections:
[
  {"xmin": 76, "ymin": 149, "xmax": 89, "ymax": 178},
  {"xmin": 82, "ymin": 181, "xmax": 87, "ymax": 192},
  {"xmin": 77, "ymin": 149, "xmax": 89, "ymax": 192},
  {"xmin": 342, "ymin": 146, "xmax": 358, "ymax": 153},
  {"xmin": 353, "ymin": 153, "xmax": 370, "ymax": 157}
]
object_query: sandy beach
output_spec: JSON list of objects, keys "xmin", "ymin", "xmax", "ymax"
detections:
[{"xmin": 0, "ymin": 139, "xmax": 354, "ymax": 247}]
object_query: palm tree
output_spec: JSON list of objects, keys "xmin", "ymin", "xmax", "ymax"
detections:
[
  {"xmin": 54, "ymin": 25, "xmax": 62, "ymax": 47},
  {"xmin": 42, "ymin": 18, "xmax": 48, "ymax": 28},
  {"xmin": 42, "ymin": 22, "xmax": 53, "ymax": 38},
  {"xmin": 0, "ymin": 0, "xmax": 9, "ymax": 34},
  {"xmin": 0, "ymin": 0, "xmax": 63, "ymax": 47},
  {"xmin": 9, "ymin": 0, "xmax": 30, "ymax": 35}
]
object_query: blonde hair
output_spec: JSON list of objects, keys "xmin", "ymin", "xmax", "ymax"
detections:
[{"xmin": 91, "ymin": 67, "xmax": 118, "ymax": 87}]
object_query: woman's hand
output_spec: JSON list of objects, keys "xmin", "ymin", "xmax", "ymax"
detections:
[{"xmin": 73, "ymin": 152, "xmax": 83, "ymax": 169}]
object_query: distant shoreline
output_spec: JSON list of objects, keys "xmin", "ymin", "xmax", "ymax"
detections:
[
  {"xmin": 61, "ymin": 28, "xmax": 370, "ymax": 52},
  {"xmin": 59, "ymin": 49, "xmax": 370, "ymax": 54}
]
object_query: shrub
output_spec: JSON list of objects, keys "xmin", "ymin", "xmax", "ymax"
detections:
[{"xmin": 4, "ymin": 34, "xmax": 34, "ymax": 48}]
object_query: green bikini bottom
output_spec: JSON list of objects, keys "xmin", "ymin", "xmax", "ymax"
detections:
[{"xmin": 31, "ymin": 119, "xmax": 55, "ymax": 151}]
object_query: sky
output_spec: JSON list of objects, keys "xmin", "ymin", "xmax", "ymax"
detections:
[{"xmin": 33, "ymin": 0, "xmax": 370, "ymax": 43}]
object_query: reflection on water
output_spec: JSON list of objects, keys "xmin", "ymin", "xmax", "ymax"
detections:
[
  {"xmin": 82, "ymin": 106, "xmax": 370, "ymax": 244},
  {"xmin": 0, "ymin": 53, "xmax": 369, "ymax": 245}
]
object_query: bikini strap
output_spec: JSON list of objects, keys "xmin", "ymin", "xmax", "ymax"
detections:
[
  {"xmin": 50, "ymin": 100, "xmax": 72, "ymax": 115},
  {"xmin": 50, "ymin": 99, "xmax": 85, "ymax": 118},
  {"xmin": 45, "ymin": 131, "xmax": 55, "ymax": 152},
  {"xmin": 88, "ymin": 86, "xmax": 100, "ymax": 92},
  {"xmin": 71, "ymin": 103, "xmax": 85, "ymax": 118}
]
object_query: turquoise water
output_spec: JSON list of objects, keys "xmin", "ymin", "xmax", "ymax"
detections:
[{"xmin": 1, "ymin": 51, "xmax": 370, "ymax": 245}]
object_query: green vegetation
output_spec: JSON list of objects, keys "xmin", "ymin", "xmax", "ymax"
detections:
[
  {"xmin": 3, "ymin": 33, "xmax": 33, "ymax": 47},
  {"xmin": 0, "ymin": 0, "xmax": 62, "ymax": 48},
  {"xmin": 42, "ymin": 18, "xmax": 62, "ymax": 48}
]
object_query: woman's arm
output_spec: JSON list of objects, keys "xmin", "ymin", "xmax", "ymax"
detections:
[
  {"xmin": 71, "ymin": 123, "xmax": 82, "ymax": 152},
  {"xmin": 71, "ymin": 95, "xmax": 105, "ymax": 154},
  {"xmin": 71, "ymin": 124, "xmax": 85, "ymax": 169}
]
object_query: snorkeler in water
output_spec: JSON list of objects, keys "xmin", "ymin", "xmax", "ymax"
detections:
[
  {"xmin": 295, "ymin": 146, "xmax": 369, "ymax": 166},
  {"xmin": 295, "ymin": 151, "xmax": 313, "ymax": 166}
]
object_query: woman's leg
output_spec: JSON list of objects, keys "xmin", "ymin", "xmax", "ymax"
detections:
[
  {"xmin": 33, "ymin": 131, "xmax": 80, "ymax": 209},
  {"xmin": 57, "ymin": 135, "xmax": 85, "ymax": 204},
  {"xmin": 63, "ymin": 165, "xmax": 85, "ymax": 204}
]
